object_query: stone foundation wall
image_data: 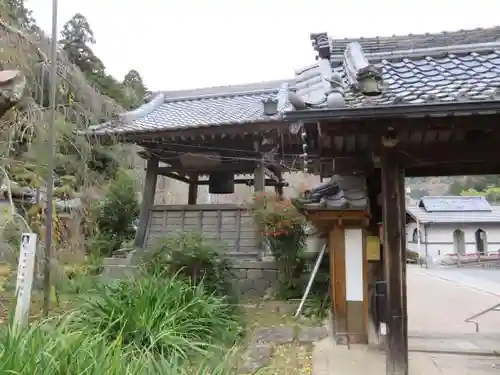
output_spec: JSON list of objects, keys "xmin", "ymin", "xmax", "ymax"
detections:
[
  {"xmin": 101, "ymin": 258, "xmax": 278, "ymax": 297},
  {"xmin": 232, "ymin": 260, "xmax": 278, "ymax": 296}
]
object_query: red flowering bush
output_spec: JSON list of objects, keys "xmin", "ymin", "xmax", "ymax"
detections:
[
  {"xmin": 248, "ymin": 192, "xmax": 305, "ymax": 237},
  {"xmin": 247, "ymin": 192, "xmax": 306, "ymax": 298}
]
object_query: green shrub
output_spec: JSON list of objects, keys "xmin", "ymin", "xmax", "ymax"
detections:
[
  {"xmin": 72, "ymin": 273, "xmax": 245, "ymax": 359},
  {"xmin": 141, "ymin": 231, "xmax": 239, "ymax": 305}
]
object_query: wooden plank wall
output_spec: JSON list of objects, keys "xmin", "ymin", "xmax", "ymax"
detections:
[{"xmin": 145, "ymin": 204, "xmax": 261, "ymax": 259}]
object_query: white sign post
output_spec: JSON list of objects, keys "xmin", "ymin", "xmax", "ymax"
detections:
[{"xmin": 14, "ymin": 233, "xmax": 37, "ymax": 330}]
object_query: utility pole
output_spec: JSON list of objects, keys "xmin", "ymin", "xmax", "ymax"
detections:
[{"xmin": 43, "ymin": 0, "xmax": 58, "ymax": 317}]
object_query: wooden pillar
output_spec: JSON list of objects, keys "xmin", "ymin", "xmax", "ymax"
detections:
[
  {"xmin": 329, "ymin": 225, "xmax": 347, "ymax": 345},
  {"xmin": 274, "ymin": 171, "xmax": 284, "ymax": 198},
  {"xmin": 188, "ymin": 173, "xmax": 198, "ymax": 205},
  {"xmin": 134, "ymin": 156, "xmax": 159, "ymax": 248},
  {"xmin": 397, "ymin": 168, "xmax": 409, "ymax": 366},
  {"xmin": 380, "ymin": 149, "xmax": 408, "ymax": 375},
  {"xmin": 366, "ymin": 169, "xmax": 384, "ymax": 345},
  {"xmin": 254, "ymin": 162, "xmax": 265, "ymax": 192}
]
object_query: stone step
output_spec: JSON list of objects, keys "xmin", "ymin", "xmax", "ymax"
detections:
[
  {"xmin": 101, "ymin": 265, "xmax": 137, "ymax": 279},
  {"xmin": 102, "ymin": 257, "xmax": 131, "ymax": 267}
]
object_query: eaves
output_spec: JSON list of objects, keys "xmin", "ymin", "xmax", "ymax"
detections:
[{"xmin": 283, "ymin": 99, "xmax": 500, "ymax": 122}]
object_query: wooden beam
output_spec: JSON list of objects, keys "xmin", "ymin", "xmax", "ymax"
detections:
[
  {"xmin": 117, "ymin": 121, "xmax": 291, "ymax": 142},
  {"xmin": 397, "ymin": 141, "xmax": 500, "ymax": 165},
  {"xmin": 157, "ymin": 164, "xmax": 255, "ymax": 175},
  {"xmin": 196, "ymin": 178, "xmax": 288, "ymax": 187},
  {"xmin": 158, "ymin": 171, "xmax": 190, "ymax": 184},
  {"xmin": 134, "ymin": 156, "xmax": 159, "ymax": 248},
  {"xmin": 380, "ymin": 147, "xmax": 408, "ymax": 375},
  {"xmin": 320, "ymin": 113, "xmax": 500, "ymax": 134},
  {"xmin": 406, "ymin": 163, "xmax": 500, "ymax": 177}
]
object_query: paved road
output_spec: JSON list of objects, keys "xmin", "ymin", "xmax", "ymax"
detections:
[{"xmin": 407, "ymin": 265, "xmax": 500, "ymax": 334}]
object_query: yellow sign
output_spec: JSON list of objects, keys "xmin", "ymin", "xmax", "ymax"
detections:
[{"xmin": 366, "ymin": 236, "xmax": 381, "ymax": 261}]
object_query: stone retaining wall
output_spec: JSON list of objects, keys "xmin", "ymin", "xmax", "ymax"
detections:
[{"xmin": 101, "ymin": 258, "xmax": 278, "ymax": 297}]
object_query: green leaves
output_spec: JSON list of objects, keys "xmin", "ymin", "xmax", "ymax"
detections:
[
  {"xmin": 89, "ymin": 169, "xmax": 139, "ymax": 256},
  {"xmin": 0, "ymin": 273, "xmax": 243, "ymax": 374},
  {"xmin": 142, "ymin": 232, "xmax": 240, "ymax": 305}
]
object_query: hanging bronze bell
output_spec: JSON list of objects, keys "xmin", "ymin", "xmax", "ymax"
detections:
[{"xmin": 208, "ymin": 172, "xmax": 235, "ymax": 194}]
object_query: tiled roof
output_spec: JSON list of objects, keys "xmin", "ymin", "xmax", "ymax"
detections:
[
  {"xmin": 83, "ymin": 80, "xmax": 293, "ymax": 136},
  {"xmin": 328, "ymin": 27, "xmax": 500, "ymax": 56},
  {"xmin": 294, "ymin": 27, "xmax": 500, "ymax": 108},
  {"xmin": 407, "ymin": 205, "xmax": 500, "ymax": 224},
  {"xmin": 302, "ymin": 175, "xmax": 368, "ymax": 211},
  {"xmin": 84, "ymin": 27, "xmax": 500, "ymax": 136}
]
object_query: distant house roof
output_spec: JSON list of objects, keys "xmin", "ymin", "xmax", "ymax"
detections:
[
  {"xmin": 407, "ymin": 196, "xmax": 500, "ymax": 224},
  {"xmin": 81, "ymin": 80, "xmax": 293, "ymax": 136},
  {"xmin": 294, "ymin": 27, "xmax": 500, "ymax": 109}
]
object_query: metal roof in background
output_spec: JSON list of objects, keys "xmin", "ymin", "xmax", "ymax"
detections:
[
  {"xmin": 418, "ymin": 196, "xmax": 492, "ymax": 212},
  {"xmin": 407, "ymin": 203, "xmax": 500, "ymax": 224}
]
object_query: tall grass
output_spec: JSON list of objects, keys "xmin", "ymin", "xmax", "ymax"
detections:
[
  {"xmin": 0, "ymin": 274, "xmax": 244, "ymax": 374},
  {"xmin": 0, "ymin": 318, "xmax": 239, "ymax": 374},
  {"xmin": 72, "ymin": 274, "xmax": 244, "ymax": 359}
]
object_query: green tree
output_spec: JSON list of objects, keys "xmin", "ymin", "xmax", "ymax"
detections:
[
  {"xmin": 123, "ymin": 69, "xmax": 147, "ymax": 98},
  {"xmin": 4, "ymin": 0, "xmax": 39, "ymax": 33},
  {"xmin": 59, "ymin": 13, "xmax": 104, "ymax": 76},
  {"xmin": 92, "ymin": 170, "xmax": 139, "ymax": 256}
]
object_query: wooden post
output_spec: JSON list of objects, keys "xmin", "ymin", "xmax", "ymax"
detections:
[
  {"xmin": 188, "ymin": 173, "xmax": 198, "ymax": 205},
  {"xmin": 397, "ymin": 168, "xmax": 408, "ymax": 367},
  {"xmin": 254, "ymin": 162, "xmax": 265, "ymax": 192},
  {"xmin": 366, "ymin": 169, "xmax": 384, "ymax": 345},
  {"xmin": 134, "ymin": 156, "xmax": 158, "ymax": 248},
  {"xmin": 274, "ymin": 171, "xmax": 284, "ymax": 198},
  {"xmin": 380, "ymin": 148, "xmax": 408, "ymax": 375},
  {"xmin": 329, "ymin": 225, "xmax": 348, "ymax": 345}
]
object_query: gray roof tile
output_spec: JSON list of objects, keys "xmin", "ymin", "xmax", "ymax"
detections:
[
  {"xmin": 294, "ymin": 43, "xmax": 500, "ymax": 108},
  {"xmin": 83, "ymin": 80, "xmax": 292, "ymax": 136},
  {"xmin": 84, "ymin": 27, "xmax": 500, "ymax": 136},
  {"xmin": 303, "ymin": 175, "xmax": 368, "ymax": 211},
  {"xmin": 328, "ymin": 27, "xmax": 500, "ymax": 56}
]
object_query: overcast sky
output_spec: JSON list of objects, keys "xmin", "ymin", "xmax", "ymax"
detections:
[{"xmin": 26, "ymin": 0, "xmax": 500, "ymax": 91}]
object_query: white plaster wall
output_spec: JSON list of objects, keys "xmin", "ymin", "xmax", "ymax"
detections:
[
  {"xmin": 406, "ymin": 222, "xmax": 500, "ymax": 260},
  {"xmin": 345, "ymin": 229, "xmax": 364, "ymax": 302}
]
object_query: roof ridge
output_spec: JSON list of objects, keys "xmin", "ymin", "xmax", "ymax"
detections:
[
  {"xmin": 161, "ymin": 79, "xmax": 293, "ymax": 99},
  {"xmin": 329, "ymin": 26, "xmax": 500, "ymax": 44},
  {"xmin": 330, "ymin": 41, "xmax": 500, "ymax": 62},
  {"xmin": 163, "ymin": 87, "xmax": 281, "ymax": 102}
]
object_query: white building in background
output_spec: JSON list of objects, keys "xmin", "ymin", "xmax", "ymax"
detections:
[{"xmin": 406, "ymin": 196, "xmax": 500, "ymax": 261}]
